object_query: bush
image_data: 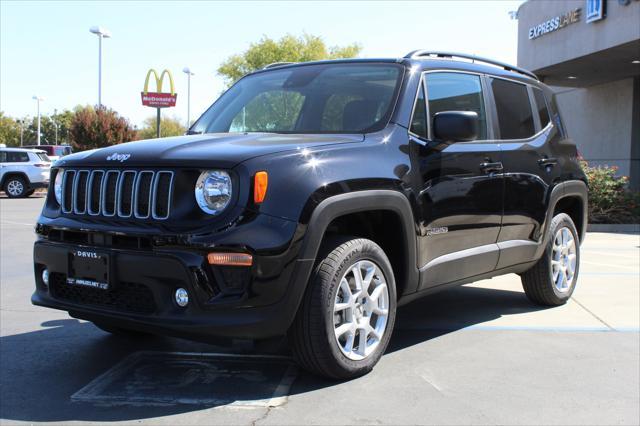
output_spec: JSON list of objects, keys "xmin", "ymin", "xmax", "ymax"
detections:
[
  {"xmin": 70, "ymin": 106, "xmax": 138, "ymax": 150},
  {"xmin": 581, "ymin": 161, "xmax": 640, "ymax": 224}
]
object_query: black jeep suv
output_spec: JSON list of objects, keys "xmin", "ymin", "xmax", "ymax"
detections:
[{"xmin": 33, "ymin": 51, "xmax": 587, "ymax": 379}]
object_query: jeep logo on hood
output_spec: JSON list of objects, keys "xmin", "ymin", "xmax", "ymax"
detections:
[{"xmin": 106, "ymin": 153, "xmax": 131, "ymax": 162}]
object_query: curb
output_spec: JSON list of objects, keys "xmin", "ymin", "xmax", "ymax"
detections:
[{"xmin": 587, "ymin": 223, "xmax": 640, "ymax": 233}]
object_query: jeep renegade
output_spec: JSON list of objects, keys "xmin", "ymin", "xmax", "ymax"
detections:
[{"xmin": 32, "ymin": 51, "xmax": 588, "ymax": 379}]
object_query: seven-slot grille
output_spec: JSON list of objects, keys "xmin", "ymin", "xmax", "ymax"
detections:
[{"xmin": 60, "ymin": 169, "xmax": 174, "ymax": 220}]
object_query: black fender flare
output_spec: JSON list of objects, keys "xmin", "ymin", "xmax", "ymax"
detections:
[
  {"xmin": 535, "ymin": 179, "xmax": 588, "ymax": 258},
  {"xmin": 279, "ymin": 190, "xmax": 419, "ymax": 332}
]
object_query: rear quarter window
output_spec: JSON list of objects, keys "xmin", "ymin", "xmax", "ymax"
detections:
[
  {"xmin": 532, "ymin": 87, "xmax": 550, "ymax": 128},
  {"xmin": 490, "ymin": 78, "xmax": 535, "ymax": 140},
  {"xmin": 36, "ymin": 153, "xmax": 51, "ymax": 162}
]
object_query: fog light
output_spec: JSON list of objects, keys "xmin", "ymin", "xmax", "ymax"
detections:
[
  {"xmin": 175, "ymin": 288, "xmax": 189, "ymax": 307},
  {"xmin": 42, "ymin": 269, "xmax": 49, "ymax": 286}
]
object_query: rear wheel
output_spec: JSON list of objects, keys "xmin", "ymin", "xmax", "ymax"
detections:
[
  {"xmin": 521, "ymin": 213, "xmax": 580, "ymax": 305},
  {"xmin": 289, "ymin": 238, "xmax": 397, "ymax": 379},
  {"xmin": 4, "ymin": 177, "xmax": 27, "ymax": 198}
]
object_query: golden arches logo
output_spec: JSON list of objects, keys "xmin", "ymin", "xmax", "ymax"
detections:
[
  {"xmin": 143, "ymin": 69, "xmax": 175, "ymax": 95},
  {"xmin": 141, "ymin": 68, "xmax": 177, "ymax": 108}
]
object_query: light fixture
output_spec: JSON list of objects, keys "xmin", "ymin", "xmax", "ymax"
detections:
[
  {"xmin": 567, "ymin": 76, "xmax": 577, "ymax": 80},
  {"xmin": 42, "ymin": 269, "xmax": 49, "ymax": 286},
  {"xmin": 254, "ymin": 171, "xmax": 268, "ymax": 204},
  {"xmin": 89, "ymin": 26, "xmax": 111, "ymax": 107},
  {"xmin": 208, "ymin": 252, "xmax": 253, "ymax": 266},
  {"xmin": 175, "ymin": 288, "xmax": 189, "ymax": 307},
  {"xmin": 632, "ymin": 60, "xmax": 640, "ymax": 64}
]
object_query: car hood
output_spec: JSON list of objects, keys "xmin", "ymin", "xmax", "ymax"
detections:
[{"xmin": 54, "ymin": 133, "xmax": 364, "ymax": 169}]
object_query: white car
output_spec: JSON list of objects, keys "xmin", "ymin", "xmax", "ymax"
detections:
[{"xmin": 0, "ymin": 148, "xmax": 51, "ymax": 198}]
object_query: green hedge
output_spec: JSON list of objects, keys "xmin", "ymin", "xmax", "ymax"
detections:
[{"xmin": 581, "ymin": 161, "xmax": 640, "ymax": 224}]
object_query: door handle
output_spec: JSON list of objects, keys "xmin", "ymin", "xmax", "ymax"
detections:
[
  {"xmin": 537, "ymin": 157, "xmax": 558, "ymax": 167},
  {"xmin": 479, "ymin": 162, "xmax": 503, "ymax": 173}
]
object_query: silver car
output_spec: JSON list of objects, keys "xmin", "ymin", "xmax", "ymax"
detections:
[{"xmin": 0, "ymin": 148, "xmax": 51, "ymax": 198}]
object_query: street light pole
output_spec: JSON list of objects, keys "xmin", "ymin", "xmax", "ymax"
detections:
[
  {"xmin": 32, "ymin": 96, "xmax": 44, "ymax": 145},
  {"xmin": 53, "ymin": 109, "xmax": 58, "ymax": 145},
  {"xmin": 89, "ymin": 26, "xmax": 111, "ymax": 108},
  {"xmin": 17, "ymin": 119, "xmax": 24, "ymax": 146},
  {"xmin": 182, "ymin": 67, "xmax": 194, "ymax": 129}
]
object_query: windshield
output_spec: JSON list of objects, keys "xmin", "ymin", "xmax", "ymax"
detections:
[{"xmin": 191, "ymin": 63, "xmax": 404, "ymax": 134}]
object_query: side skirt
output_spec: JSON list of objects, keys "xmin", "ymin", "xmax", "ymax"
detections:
[{"xmin": 398, "ymin": 259, "xmax": 537, "ymax": 307}]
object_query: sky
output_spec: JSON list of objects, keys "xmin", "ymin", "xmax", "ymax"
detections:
[{"xmin": 0, "ymin": 0, "xmax": 524, "ymax": 128}]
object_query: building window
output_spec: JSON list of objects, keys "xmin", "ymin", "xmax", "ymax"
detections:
[
  {"xmin": 410, "ymin": 82, "xmax": 427, "ymax": 138},
  {"xmin": 586, "ymin": 0, "xmax": 605, "ymax": 23},
  {"xmin": 425, "ymin": 72, "xmax": 487, "ymax": 140},
  {"xmin": 490, "ymin": 78, "xmax": 535, "ymax": 140},
  {"xmin": 532, "ymin": 87, "xmax": 551, "ymax": 128}
]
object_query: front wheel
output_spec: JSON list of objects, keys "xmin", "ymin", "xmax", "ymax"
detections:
[
  {"xmin": 521, "ymin": 213, "xmax": 580, "ymax": 306},
  {"xmin": 4, "ymin": 177, "xmax": 27, "ymax": 198},
  {"xmin": 289, "ymin": 238, "xmax": 397, "ymax": 379}
]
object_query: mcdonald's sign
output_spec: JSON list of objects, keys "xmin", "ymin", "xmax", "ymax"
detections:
[{"xmin": 141, "ymin": 69, "xmax": 177, "ymax": 108}]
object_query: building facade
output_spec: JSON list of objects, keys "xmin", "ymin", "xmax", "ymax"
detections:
[{"xmin": 517, "ymin": 0, "xmax": 640, "ymax": 188}]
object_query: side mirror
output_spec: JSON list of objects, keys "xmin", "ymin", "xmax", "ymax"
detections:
[{"xmin": 433, "ymin": 111, "xmax": 479, "ymax": 143}]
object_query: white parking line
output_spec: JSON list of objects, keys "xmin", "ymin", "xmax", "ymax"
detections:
[
  {"xmin": 0, "ymin": 220, "xmax": 35, "ymax": 227},
  {"xmin": 581, "ymin": 260, "xmax": 639, "ymax": 271},
  {"xmin": 583, "ymin": 250, "xmax": 640, "ymax": 260}
]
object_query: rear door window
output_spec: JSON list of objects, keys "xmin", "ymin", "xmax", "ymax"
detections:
[
  {"xmin": 7, "ymin": 152, "xmax": 29, "ymax": 162},
  {"xmin": 532, "ymin": 87, "xmax": 550, "ymax": 128},
  {"xmin": 425, "ymin": 72, "xmax": 487, "ymax": 140},
  {"xmin": 490, "ymin": 78, "xmax": 535, "ymax": 139}
]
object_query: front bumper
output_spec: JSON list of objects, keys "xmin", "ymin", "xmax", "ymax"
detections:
[{"xmin": 32, "ymin": 239, "xmax": 313, "ymax": 341}]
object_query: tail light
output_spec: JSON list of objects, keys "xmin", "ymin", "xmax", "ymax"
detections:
[{"xmin": 33, "ymin": 163, "xmax": 50, "ymax": 168}]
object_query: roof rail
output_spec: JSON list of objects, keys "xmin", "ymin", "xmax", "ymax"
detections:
[
  {"xmin": 404, "ymin": 50, "xmax": 538, "ymax": 80},
  {"xmin": 262, "ymin": 62, "xmax": 295, "ymax": 70}
]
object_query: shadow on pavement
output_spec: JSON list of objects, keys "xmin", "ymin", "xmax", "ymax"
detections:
[{"xmin": 0, "ymin": 284, "xmax": 546, "ymax": 423}]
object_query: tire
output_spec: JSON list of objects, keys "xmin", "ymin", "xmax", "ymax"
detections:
[
  {"xmin": 93, "ymin": 322, "xmax": 151, "ymax": 338},
  {"xmin": 521, "ymin": 213, "xmax": 580, "ymax": 306},
  {"xmin": 3, "ymin": 176, "xmax": 28, "ymax": 198},
  {"xmin": 25, "ymin": 190, "xmax": 35, "ymax": 197},
  {"xmin": 289, "ymin": 237, "xmax": 397, "ymax": 379}
]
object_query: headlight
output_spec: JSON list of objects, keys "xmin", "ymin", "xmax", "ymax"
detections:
[
  {"xmin": 54, "ymin": 170, "xmax": 63, "ymax": 205},
  {"xmin": 194, "ymin": 170, "xmax": 232, "ymax": 215}
]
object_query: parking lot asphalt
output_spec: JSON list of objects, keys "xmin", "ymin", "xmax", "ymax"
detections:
[{"xmin": 1, "ymin": 196, "xmax": 638, "ymax": 425}]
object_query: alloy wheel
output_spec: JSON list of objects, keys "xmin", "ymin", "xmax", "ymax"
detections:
[
  {"xmin": 333, "ymin": 260, "xmax": 389, "ymax": 361},
  {"xmin": 6, "ymin": 180, "xmax": 24, "ymax": 197},
  {"xmin": 551, "ymin": 226, "xmax": 577, "ymax": 293}
]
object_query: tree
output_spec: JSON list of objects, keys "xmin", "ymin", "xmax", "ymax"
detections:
[
  {"xmin": 0, "ymin": 112, "xmax": 21, "ymax": 146},
  {"xmin": 24, "ymin": 114, "xmax": 68, "ymax": 145},
  {"xmin": 69, "ymin": 106, "xmax": 138, "ymax": 150},
  {"xmin": 217, "ymin": 33, "xmax": 361, "ymax": 86},
  {"xmin": 137, "ymin": 114, "xmax": 186, "ymax": 140}
]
